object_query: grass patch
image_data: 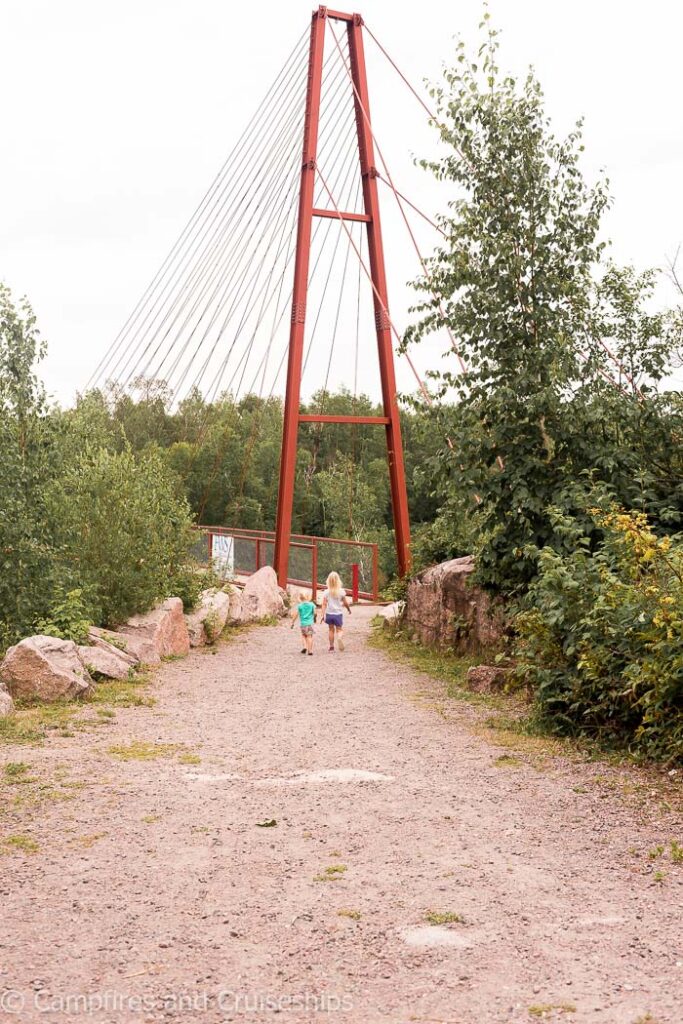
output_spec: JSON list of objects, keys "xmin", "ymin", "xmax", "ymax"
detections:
[
  {"xmin": 142, "ymin": 814, "xmax": 162, "ymax": 824},
  {"xmin": 494, "ymin": 753, "xmax": 523, "ymax": 768},
  {"xmin": 108, "ymin": 741, "xmax": 178, "ymax": 761},
  {"xmin": 178, "ymin": 752, "xmax": 201, "ymax": 765},
  {"xmin": 424, "ymin": 910, "xmax": 465, "ymax": 926},
  {"xmin": 368, "ymin": 626, "xmax": 486, "ymax": 703},
  {"xmin": 88, "ymin": 671, "xmax": 156, "ymax": 709},
  {"xmin": 68, "ymin": 832, "xmax": 107, "ymax": 849},
  {"xmin": 0, "ymin": 670, "xmax": 155, "ymax": 748},
  {"xmin": 0, "ymin": 700, "xmax": 83, "ymax": 746},
  {"xmin": 3, "ymin": 761, "xmax": 35, "ymax": 784},
  {"xmin": 369, "ymin": 624, "xmax": 569, "ymax": 765},
  {"xmin": 337, "ymin": 908, "xmax": 361, "ymax": 920},
  {"xmin": 315, "ymin": 863, "xmax": 347, "ymax": 882},
  {"xmin": 1, "ymin": 833, "xmax": 40, "ymax": 855},
  {"xmin": 528, "ymin": 1005, "xmax": 576, "ymax": 1019}
]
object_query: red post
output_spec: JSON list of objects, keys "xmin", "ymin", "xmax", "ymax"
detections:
[
  {"xmin": 273, "ymin": 7, "xmax": 327, "ymax": 587},
  {"xmin": 347, "ymin": 14, "xmax": 411, "ymax": 578},
  {"xmin": 255, "ymin": 537, "xmax": 262, "ymax": 572},
  {"xmin": 351, "ymin": 562, "xmax": 359, "ymax": 603},
  {"xmin": 311, "ymin": 541, "xmax": 318, "ymax": 603}
]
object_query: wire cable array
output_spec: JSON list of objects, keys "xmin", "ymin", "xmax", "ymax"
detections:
[{"xmin": 89, "ymin": 26, "xmax": 375, "ymax": 407}]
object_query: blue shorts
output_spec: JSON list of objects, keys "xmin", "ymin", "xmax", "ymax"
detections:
[{"xmin": 325, "ymin": 613, "xmax": 343, "ymax": 628}]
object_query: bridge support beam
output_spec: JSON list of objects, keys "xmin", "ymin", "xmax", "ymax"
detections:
[{"xmin": 273, "ymin": 6, "xmax": 411, "ymax": 588}]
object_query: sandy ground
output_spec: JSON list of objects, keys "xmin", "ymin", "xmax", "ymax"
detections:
[{"xmin": 1, "ymin": 606, "xmax": 682, "ymax": 1024}]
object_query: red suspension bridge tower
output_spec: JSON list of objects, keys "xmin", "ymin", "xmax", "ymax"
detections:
[{"xmin": 273, "ymin": 7, "xmax": 411, "ymax": 588}]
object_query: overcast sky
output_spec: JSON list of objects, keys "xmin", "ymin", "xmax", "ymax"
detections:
[{"xmin": 1, "ymin": 0, "xmax": 682, "ymax": 406}]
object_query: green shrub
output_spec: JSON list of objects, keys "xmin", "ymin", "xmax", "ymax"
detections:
[
  {"xmin": 516, "ymin": 507, "xmax": 683, "ymax": 762},
  {"xmin": 48, "ymin": 447, "xmax": 195, "ymax": 626},
  {"xmin": 169, "ymin": 563, "xmax": 219, "ymax": 612},
  {"xmin": 34, "ymin": 587, "xmax": 92, "ymax": 644}
]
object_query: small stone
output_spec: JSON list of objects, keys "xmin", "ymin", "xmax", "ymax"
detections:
[{"xmin": 466, "ymin": 664, "xmax": 512, "ymax": 694}]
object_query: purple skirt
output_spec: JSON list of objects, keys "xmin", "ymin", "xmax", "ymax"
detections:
[{"xmin": 325, "ymin": 613, "xmax": 343, "ymax": 628}]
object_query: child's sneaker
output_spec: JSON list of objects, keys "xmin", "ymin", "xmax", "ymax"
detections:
[
  {"xmin": 338, "ymin": 637, "xmax": 345, "ymax": 651},
  {"xmin": 328, "ymin": 645, "xmax": 335, "ymax": 653}
]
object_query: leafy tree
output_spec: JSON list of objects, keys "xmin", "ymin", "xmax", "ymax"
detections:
[
  {"xmin": 405, "ymin": 16, "xmax": 682, "ymax": 592},
  {"xmin": 47, "ymin": 446, "xmax": 195, "ymax": 626},
  {"xmin": 0, "ymin": 285, "xmax": 62, "ymax": 645}
]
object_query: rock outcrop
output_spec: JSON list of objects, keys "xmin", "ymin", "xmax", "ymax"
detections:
[
  {"xmin": 119, "ymin": 597, "xmax": 190, "ymax": 660},
  {"xmin": 0, "ymin": 636, "xmax": 93, "ymax": 701},
  {"xmin": 240, "ymin": 566, "xmax": 285, "ymax": 623},
  {"xmin": 404, "ymin": 556, "xmax": 505, "ymax": 654},
  {"xmin": 185, "ymin": 588, "xmax": 231, "ymax": 647}
]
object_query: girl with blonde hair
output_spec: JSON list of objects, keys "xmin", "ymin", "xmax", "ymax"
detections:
[{"xmin": 320, "ymin": 571, "xmax": 352, "ymax": 652}]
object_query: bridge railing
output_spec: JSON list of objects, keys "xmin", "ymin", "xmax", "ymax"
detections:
[{"xmin": 194, "ymin": 526, "xmax": 379, "ymax": 602}]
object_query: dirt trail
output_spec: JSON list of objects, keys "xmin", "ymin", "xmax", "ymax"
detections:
[{"xmin": 1, "ymin": 607, "xmax": 682, "ymax": 1024}]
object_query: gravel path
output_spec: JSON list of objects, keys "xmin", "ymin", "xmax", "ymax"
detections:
[{"xmin": 1, "ymin": 607, "xmax": 682, "ymax": 1024}]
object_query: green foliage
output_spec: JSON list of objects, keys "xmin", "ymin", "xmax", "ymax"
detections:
[
  {"xmin": 34, "ymin": 588, "xmax": 92, "ymax": 644},
  {"xmin": 405, "ymin": 19, "xmax": 683, "ymax": 594},
  {"xmin": 168, "ymin": 564, "xmax": 219, "ymax": 613},
  {"xmin": 47, "ymin": 447, "xmax": 195, "ymax": 626},
  {"xmin": 0, "ymin": 285, "xmax": 63, "ymax": 647},
  {"xmin": 516, "ymin": 507, "xmax": 683, "ymax": 762}
]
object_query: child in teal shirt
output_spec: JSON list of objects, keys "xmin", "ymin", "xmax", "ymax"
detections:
[{"xmin": 290, "ymin": 592, "xmax": 317, "ymax": 655}]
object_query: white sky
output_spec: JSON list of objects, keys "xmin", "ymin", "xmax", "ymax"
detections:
[{"xmin": 1, "ymin": 0, "xmax": 682, "ymax": 406}]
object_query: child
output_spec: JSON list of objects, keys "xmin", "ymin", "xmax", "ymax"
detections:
[
  {"xmin": 290, "ymin": 590, "xmax": 316, "ymax": 655},
  {"xmin": 320, "ymin": 571, "xmax": 352, "ymax": 653}
]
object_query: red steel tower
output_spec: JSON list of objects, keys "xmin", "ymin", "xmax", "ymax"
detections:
[{"xmin": 273, "ymin": 7, "xmax": 411, "ymax": 588}]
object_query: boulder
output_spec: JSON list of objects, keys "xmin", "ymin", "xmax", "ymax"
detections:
[
  {"xmin": 404, "ymin": 556, "xmax": 505, "ymax": 654},
  {"xmin": 119, "ymin": 597, "xmax": 190, "ymax": 659},
  {"xmin": 0, "ymin": 687, "xmax": 13, "ymax": 717},
  {"xmin": 466, "ymin": 664, "xmax": 512, "ymax": 694},
  {"xmin": 185, "ymin": 588, "xmax": 232, "ymax": 647},
  {"xmin": 88, "ymin": 627, "xmax": 153, "ymax": 665},
  {"xmin": 226, "ymin": 586, "xmax": 243, "ymax": 625},
  {"xmin": 377, "ymin": 601, "xmax": 404, "ymax": 627},
  {"xmin": 87, "ymin": 629, "xmax": 139, "ymax": 665},
  {"xmin": 0, "ymin": 636, "xmax": 93, "ymax": 701},
  {"xmin": 77, "ymin": 643, "xmax": 134, "ymax": 680},
  {"xmin": 240, "ymin": 566, "xmax": 286, "ymax": 623}
]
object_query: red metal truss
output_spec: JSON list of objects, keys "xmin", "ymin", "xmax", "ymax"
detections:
[{"xmin": 273, "ymin": 6, "xmax": 411, "ymax": 586}]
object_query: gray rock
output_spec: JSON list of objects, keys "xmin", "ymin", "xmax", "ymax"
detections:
[
  {"xmin": 77, "ymin": 644, "xmax": 134, "ymax": 680},
  {"xmin": 404, "ymin": 556, "xmax": 505, "ymax": 653},
  {"xmin": 0, "ymin": 636, "xmax": 93, "ymax": 701},
  {"xmin": 119, "ymin": 597, "xmax": 190, "ymax": 659},
  {"xmin": 185, "ymin": 588, "xmax": 232, "ymax": 647},
  {"xmin": 466, "ymin": 664, "xmax": 512, "ymax": 693},
  {"xmin": 377, "ymin": 601, "xmax": 404, "ymax": 627},
  {"xmin": 0, "ymin": 687, "xmax": 13, "ymax": 717},
  {"xmin": 240, "ymin": 567, "xmax": 285, "ymax": 623},
  {"xmin": 88, "ymin": 627, "xmax": 154, "ymax": 665},
  {"xmin": 227, "ymin": 586, "xmax": 243, "ymax": 625}
]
